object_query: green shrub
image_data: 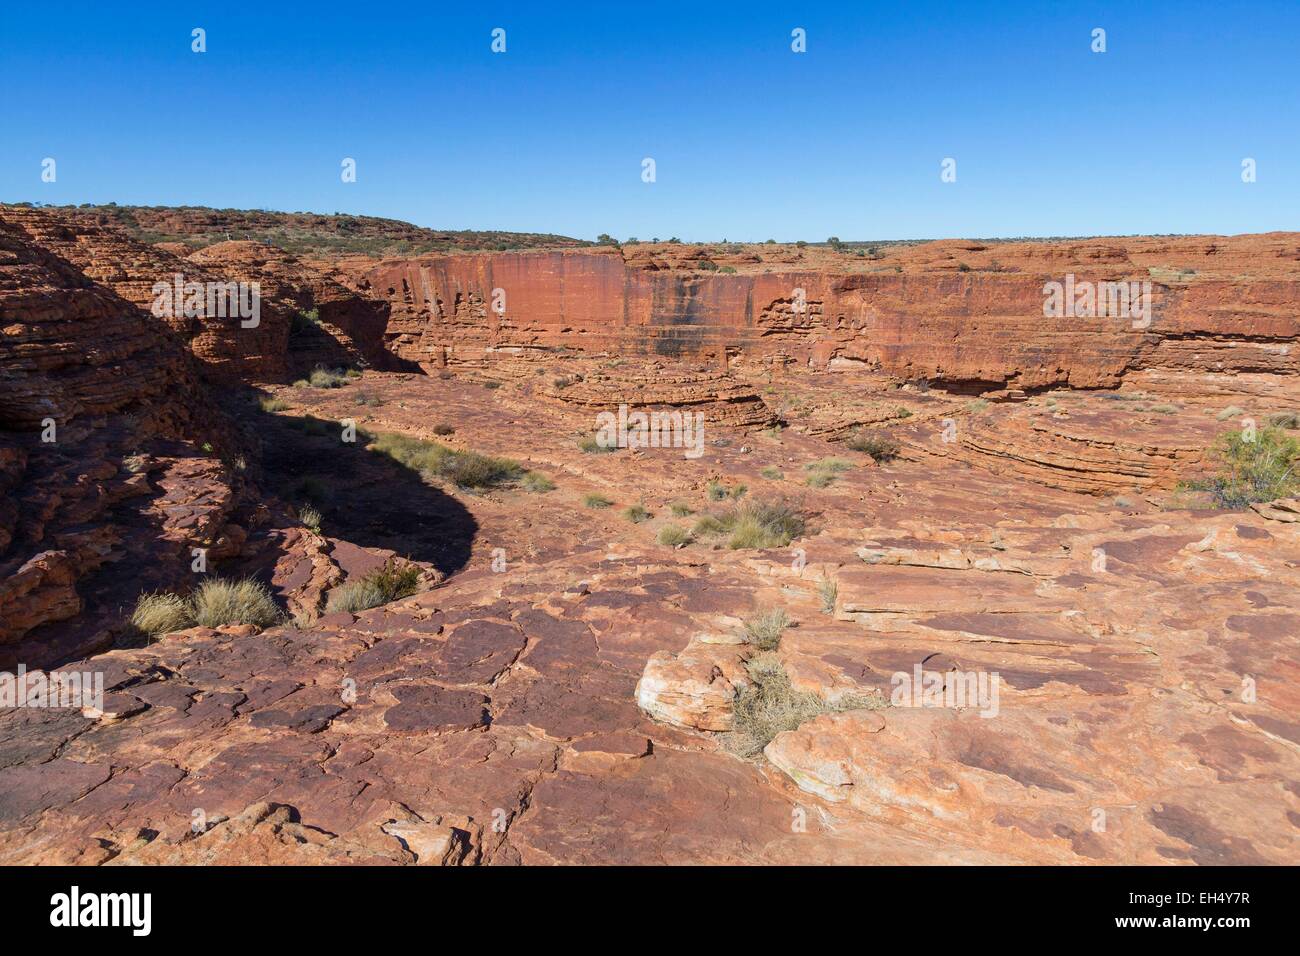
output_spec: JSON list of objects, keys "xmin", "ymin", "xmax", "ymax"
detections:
[
  {"xmin": 730, "ymin": 483, "xmax": 748, "ymax": 500},
  {"xmin": 706, "ymin": 481, "xmax": 728, "ymax": 501},
  {"xmin": 760, "ymin": 466, "xmax": 783, "ymax": 480},
  {"xmin": 817, "ymin": 575, "xmax": 838, "ymax": 614},
  {"xmin": 805, "ymin": 472, "xmax": 834, "ymax": 489},
  {"xmin": 191, "ymin": 578, "xmax": 284, "ymax": 630},
  {"xmin": 968, "ymin": 399, "xmax": 991, "ymax": 412},
  {"xmin": 325, "ymin": 560, "xmax": 423, "ymax": 614},
  {"xmin": 1185, "ymin": 426, "xmax": 1299, "ymax": 508},
  {"xmin": 744, "ymin": 608, "xmax": 791, "ymax": 650},
  {"xmin": 309, "ymin": 367, "xmax": 349, "ymax": 389},
  {"xmin": 623, "ymin": 504, "xmax": 652, "ymax": 523},
  {"xmin": 369, "ymin": 431, "xmax": 523, "ymax": 490},
  {"xmin": 291, "ymin": 379, "xmax": 310, "ymax": 389},
  {"xmin": 845, "ymin": 430, "xmax": 899, "ymax": 462},
  {"xmin": 260, "ymin": 396, "xmax": 291, "ymax": 413},
  {"xmin": 579, "ymin": 435, "xmax": 615, "ymax": 453},
  {"xmin": 1216, "ymin": 405, "xmax": 1245, "ymax": 421},
  {"xmin": 130, "ymin": 591, "xmax": 195, "ymax": 638},
  {"xmin": 521, "ymin": 471, "xmax": 556, "ymax": 493},
  {"xmin": 291, "ymin": 308, "xmax": 321, "ymax": 334},
  {"xmin": 299, "ymin": 504, "xmax": 323, "ymax": 532},
  {"xmin": 804, "ymin": 457, "xmax": 852, "ymax": 474},
  {"xmin": 693, "ymin": 500, "xmax": 806, "ymax": 550},
  {"xmin": 658, "ymin": 524, "xmax": 691, "ymax": 547},
  {"xmin": 584, "ymin": 493, "xmax": 613, "ymax": 508},
  {"xmin": 669, "ymin": 501, "xmax": 694, "ymax": 517}
]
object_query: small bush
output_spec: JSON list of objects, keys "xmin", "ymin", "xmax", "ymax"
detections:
[
  {"xmin": 521, "ymin": 471, "xmax": 556, "ymax": 493},
  {"xmin": 309, "ymin": 367, "xmax": 349, "ymax": 389},
  {"xmin": 669, "ymin": 501, "xmax": 694, "ymax": 517},
  {"xmin": 354, "ymin": 392, "xmax": 384, "ymax": 407},
  {"xmin": 728, "ymin": 655, "xmax": 829, "ymax": 758},
  {"xmin": 1216, "ymin": 405, "xmax": 1245, "ymax": 421},
  {"xmin": 1266, "ymin": 411, "xmax": 1300, "ymax": 430},
  {"xmin": 431, "ymin": 423, "xmax": 455, "ymax": 436},
  {"xmin": 291, "ymin": 379, "xmax": 310, "ymax": 389},
  {"xmin": 744, "ymin": 608, "xmax": 791, "ymax": 650},
  {"xmin": 191, "ymin": 578, "xmax": 284, "ymax": 630},
  {"xmin": 806, "ymin": 472, "xmax": 834, "ymax": 489},
  {"xmin": 730, "ymin": 483, "xmax": 748, "ymax": 500},
  {"xmin": 968, "ymin": 399, "xmax": 991, "ymax": 412},
  {"xmin": 658, "ymin": 524, "xmax": 691, "ymax": 547},
  {"xmin": 845, "ymin": 430, "xmax": 899, "ymax": 462},
  {"xmin": 805, "ymin": 457, "xmax": 852, "ymax": 474},
  {"xmin": 299, "ymin": 504, "xmax": 323, "ymax": 532},
  {"xmin": 482, "ymin": 380, "xmax": 502, "ymax": 390},
  {"xmin": 369, "ymin": 431, "xmax": 523, "ymax": 490},
  {"xmin": 706, "ymin": 481, "xmax": 728, "ymax": 501},
  {"xmin": 579, "ymin": 435, "xmax": 615, "ymax": 454},
  {"xmin": 760, "ymin": 466, "xmax": 783, "ymax": 480},
  {"xmin": 729, "ymin": 655, "xmax": 884, "ymax": 758},
  {"xmin": 260, "ymin": 397, "xmax": 291, "ymax": 413},
  {"xmin": 325, "ymin": 560, "xmax": 422, "ymax": 614},
  {"xmin": 692, "ymin": 500, "xmax": 806, "ymax": 550},
  {"xmin": 130, "ymin": 592, "xmax": 194, "ymax": 638},
  {"xmin": 584, "ymin": 493, "xmax": 613, "ymax": 508},
  {"xmin": 623, "ymin": 504, "xmax": 652, "ymax": 523},
  {"xmin": 1149, "ymin": 404, "xmax": 1178, "ymax": 414},
  {"xmin": 817, "ymin": 576, "xmax": 838, "ymax": 614},
  {"xmin": 291, "ymin": 309, "xmax": 321, "ymax": 335},
  {"xmin": 1184, "ymin": 426, "xmax": 1299, "ymax": 508}
]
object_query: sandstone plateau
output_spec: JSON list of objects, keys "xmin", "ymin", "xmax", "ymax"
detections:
[{"xmin": 0, "ymin": 204, "xmax": 1297, "ymax": 865}]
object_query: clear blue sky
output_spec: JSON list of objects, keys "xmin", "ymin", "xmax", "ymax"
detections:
[{"xmin": 2, "ymin": 1, "xmax": 1296, "ymax": 241}]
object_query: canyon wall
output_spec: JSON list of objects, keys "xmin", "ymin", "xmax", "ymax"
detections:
[{"xmin": 360, "ymin": 247, "xmax": 1300, "ymax": 391}]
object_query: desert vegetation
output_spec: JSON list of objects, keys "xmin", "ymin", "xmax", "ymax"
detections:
[
  {"xmin": 368, "ymin": 431, "xmax": 524, "ymax": 490},
  {"xmin": 692, "ymin": 500, "xmax": 806, "ymax": 549},
  {"xmin": 130, "ymin": 578, "xmax": 283, "ymax": 638},
  {"xmin": 1184, "ymin": 426, "xmax": 1299, "ymax": 507},
  {"xmin": 324, "ymin": 559, "xmax": 423, "ymax": 614}
]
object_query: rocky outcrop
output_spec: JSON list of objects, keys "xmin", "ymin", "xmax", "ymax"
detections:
[
  {"xmin": 185, "ymin": 241, "xmax": 395, "ymax": 374},
  {"xmin": 2, "ymin": 206, "xmax": 293, "ymax": 384},
  {"xmin": 0, "ymin": 208, "xmax": 248, "ymax": 666},
  {"xmin": 355, "ymin": 235, "xmax": 1300, "ymax": 392}
]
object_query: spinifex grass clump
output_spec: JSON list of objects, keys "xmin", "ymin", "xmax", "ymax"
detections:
[
  {"xmin": 803, "ymin": 457, "xmax": 854, "ymax": 487},
  {"xmin": 728, "ymin": 654, "xmax": 833, "ymax": 758},
  {"xmin": 692, "ymin": 500, "xmax": 805, "ymax": 550},
  {"xmin": 743, "ymin": 608, "xmax": 791, "ymax": 650},
  {"xmin": 131, "ymin": 578, "xmax": 285, "ymax": 638},
  {"xmin": 191, "ymin": 578, "xmax": 284, "ymax": 629},
  {"xmin": 325, "ymin": 559, "xmax": 423, "ymax": 614},
  {"xmin": 728, "ymin": 655, "xmax": 887, "ymax": 759},
  {"xmin": 657, "ymin": 524, "xmax": 691, "ymax": 547},
  {"xmin": 1184, "ymin": 426, "xmax": 1299, "ymax": 508},
  {"xmin": 130, "ymin": 592, "xmax": 195, "ymax": 638},
  {"xmin": 369, "ymin": 431, "xmax": 523, "ymax": 490},
  {"xmin": 845, "ymin": 430, "xmax": 899, "ymax": 462},
  {"xmin": 308, "ymin": 366, "xmax": 350, "ymax": 389}
]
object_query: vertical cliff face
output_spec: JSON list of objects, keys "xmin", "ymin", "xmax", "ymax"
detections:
[
  {"xmin": 358, "ymin": 245, "xmax": 1300, "ymax": 391},
  {"xmin": 0, "ymin": 208, "xmax": 245, "ymax": 667}
]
